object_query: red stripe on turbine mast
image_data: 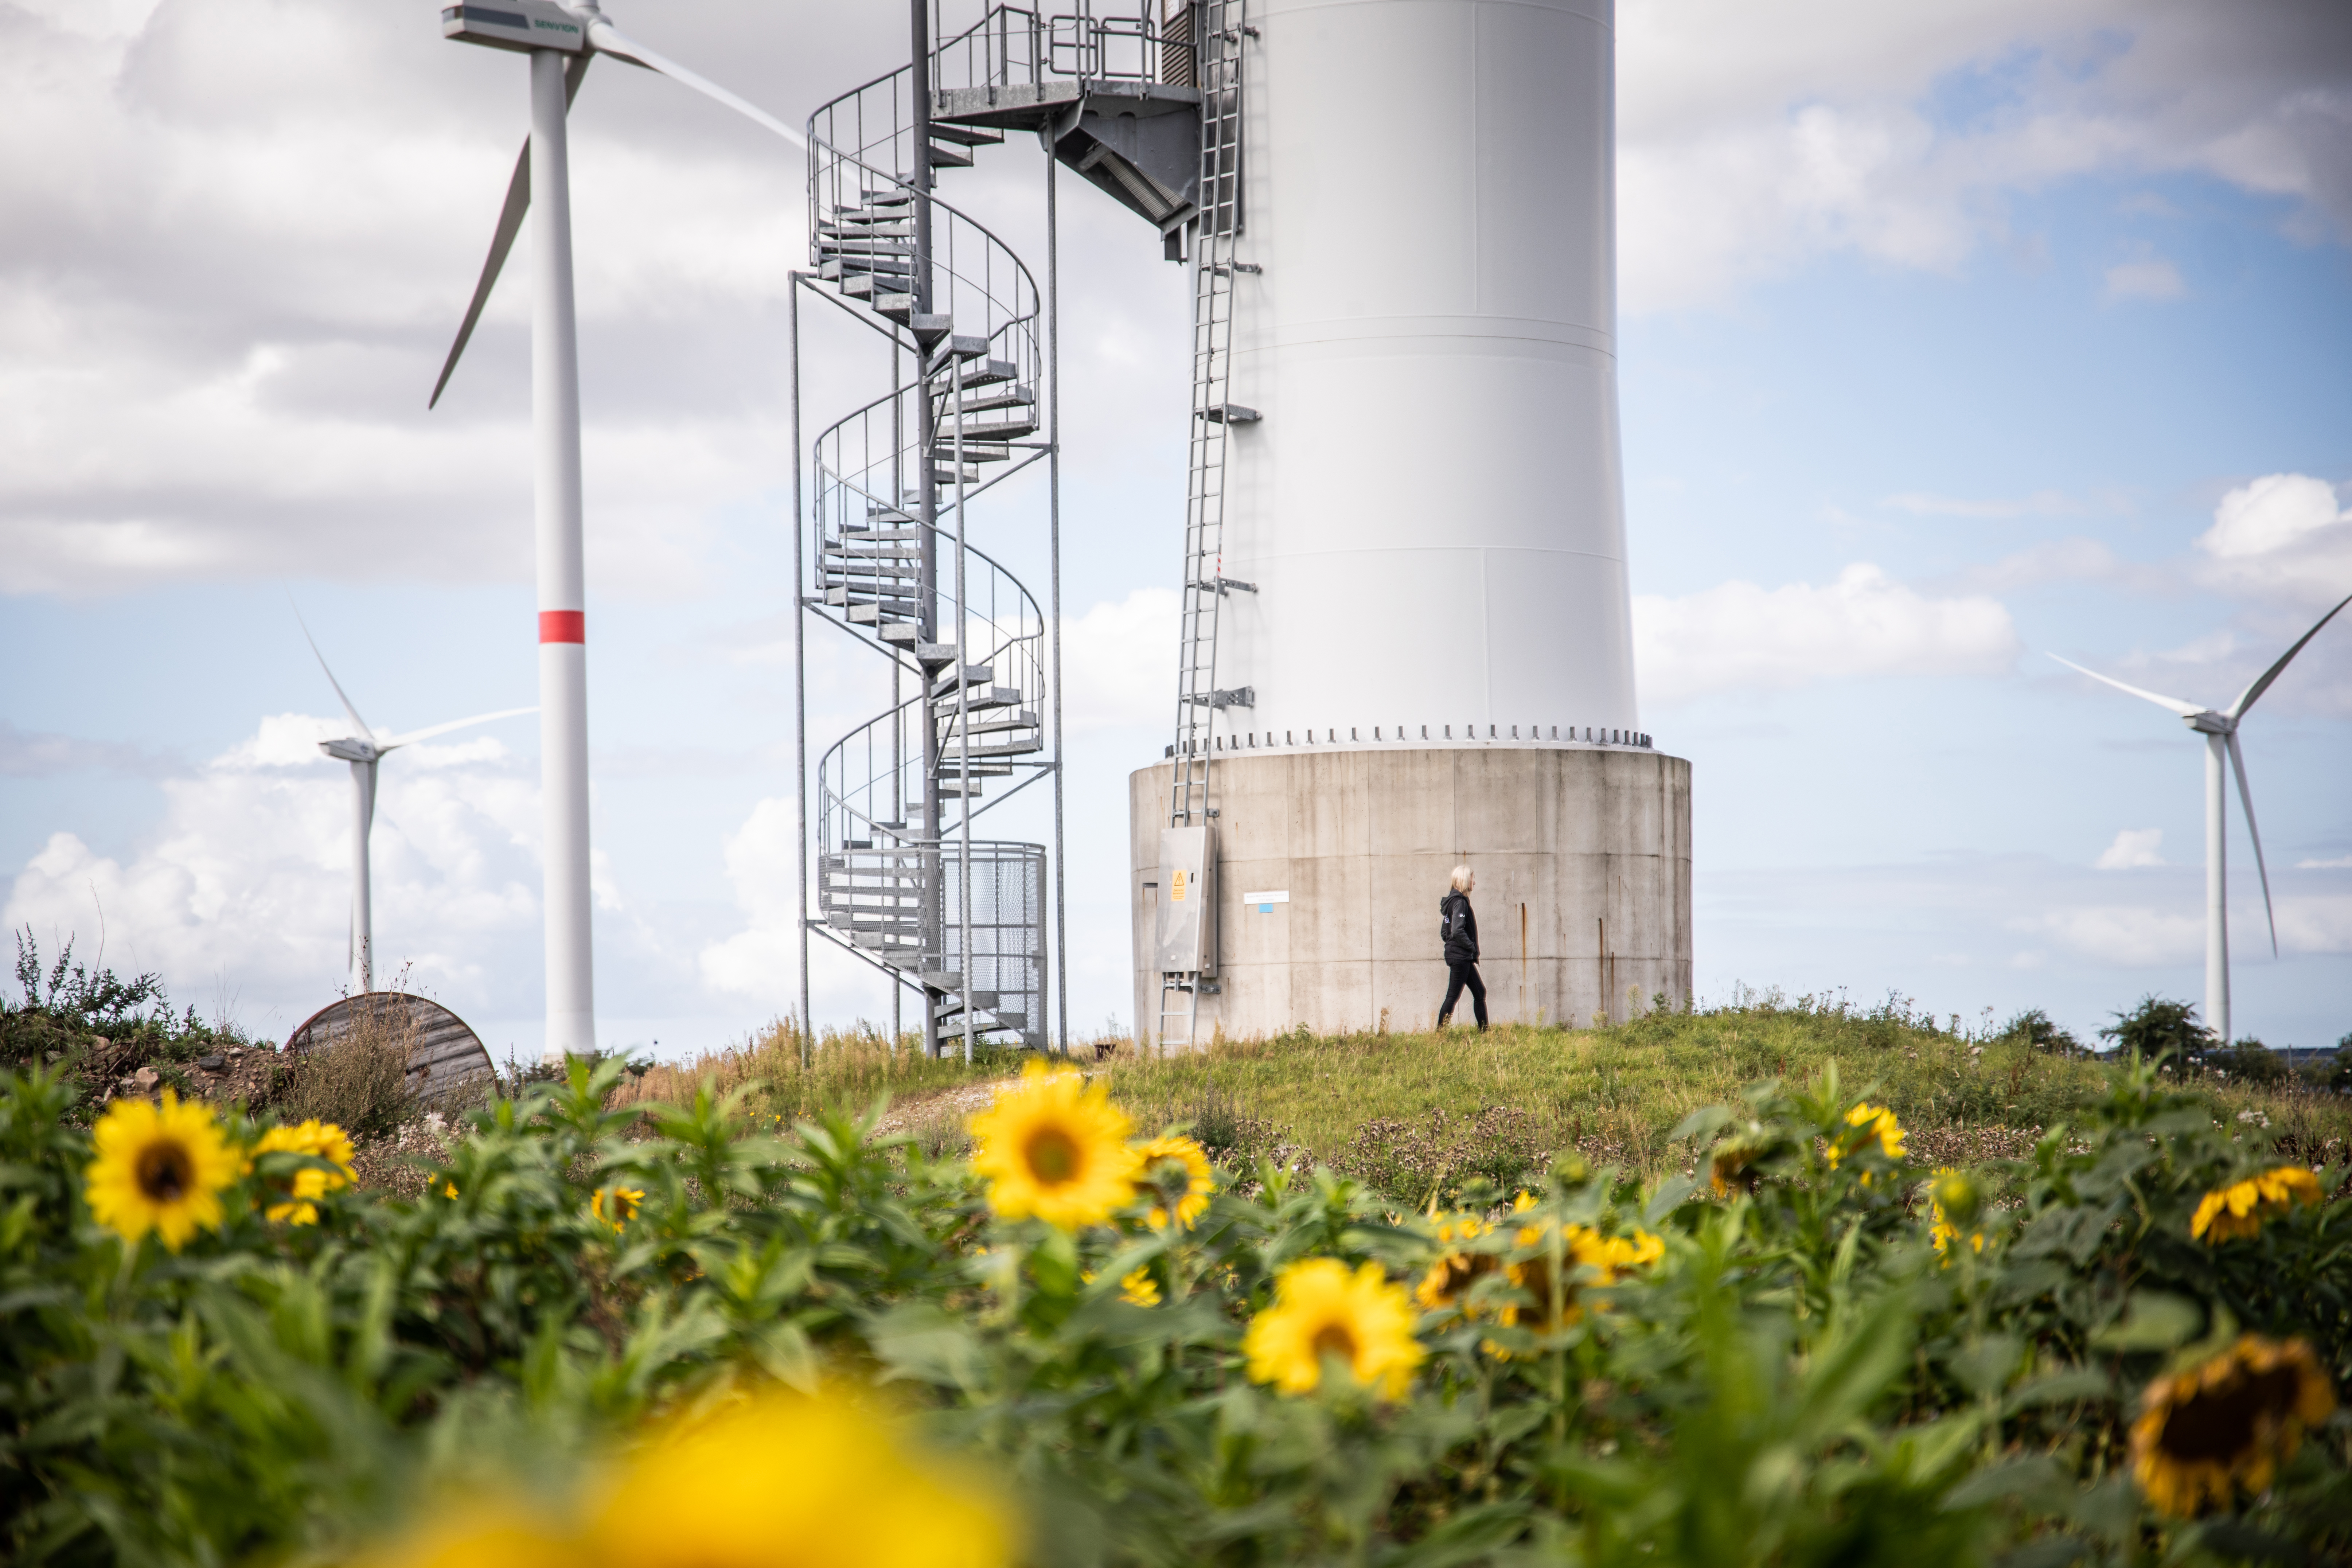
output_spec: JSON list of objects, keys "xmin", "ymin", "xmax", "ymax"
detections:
[{"xmin": 539, "ymin": 610, "xmax": 585, "ymax": 644}]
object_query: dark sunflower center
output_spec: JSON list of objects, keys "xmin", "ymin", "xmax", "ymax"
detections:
[
  {"xmin": 137, "ymin": 1142, "xmax": 193, "ymax": 1204},
  {"xmin": 1311, "ymin": 1323, "xmax": 1359, "ymax": 1364},
  {"xmin": 2160, "ymin": 1368, "xmax": 2301, "ymax": 1463},
  {"xmin": 1025, "ymin": 1128, "xmax": 1081, "ymax": 1185},
  {"xmin": 1435, "ymin": 1254, "xmax": 1496, "ymax": 1299}
]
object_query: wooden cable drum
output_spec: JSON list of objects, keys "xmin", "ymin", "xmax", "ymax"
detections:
[{"xmin": 283, "ymin": 993, "xmax": 497, "ymax": 1108}]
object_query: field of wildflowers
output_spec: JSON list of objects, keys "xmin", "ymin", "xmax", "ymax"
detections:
[{"xmin": 1, "ymin": 1041, "xmax": 2345, "ymax": 1567}]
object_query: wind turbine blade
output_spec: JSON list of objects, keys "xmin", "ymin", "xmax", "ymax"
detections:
[
  {"xmin": 2224, "ymin": 732, "xmax": 2278, "ymax": 959},
  {"xmin": 2226, "ymin": 589, "xmax": 2352, "ymax": 720},
  {"xmin": 428, "ymin": 53, "xmax": 593, "ymax": 410},
  {"xmin": 586, "ymin": 19, "xmax": 808, "ymax": 149},
  {"xmin": 293, "ymin": 608, "xmax": 373, "ymax": 742},
  {"xmin": 2045, "ymin": 654, "xmax": 2204, "ymax": 719},
  {"xmin": 378, "ymin": 706, "xmax": 538, "ymax": 751}
]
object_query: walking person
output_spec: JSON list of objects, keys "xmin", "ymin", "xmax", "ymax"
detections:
[{"xmin": 1436, "ymin": 865, "xmax": 1487, "ymax": 1031}]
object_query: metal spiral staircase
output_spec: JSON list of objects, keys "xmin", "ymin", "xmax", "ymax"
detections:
[{"xmin": 797, "ymin": 3, "xmax": 1213, "ymax": 1056}]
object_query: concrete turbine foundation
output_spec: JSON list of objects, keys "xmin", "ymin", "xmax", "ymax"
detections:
[{"xmin": 1129, "ymin": 742, "xmax": 1691, "ymax": 1043}]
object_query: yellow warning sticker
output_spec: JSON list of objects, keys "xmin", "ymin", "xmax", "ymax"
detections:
[{"xmin": 1170, "ymin": 868, "xmax": 1188, "ymax": 902}]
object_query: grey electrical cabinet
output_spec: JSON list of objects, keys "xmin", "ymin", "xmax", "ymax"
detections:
[{"xmin": 1153, "ymin": 825, "xmax": 1215, "ymax": 976}]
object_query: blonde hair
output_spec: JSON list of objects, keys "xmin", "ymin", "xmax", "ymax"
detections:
[{"xmin": 1449, "ymin": 865, "xmax": 1473, "ymax": 892}]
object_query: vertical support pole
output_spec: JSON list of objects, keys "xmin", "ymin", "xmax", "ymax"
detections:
[
  {"xmin": 911, "ymin": 0, "xmax": 943, "ymax": 1060},
  {"xmin": 352, "ymin": 759, "xmax": 377, "ymax": 994},
  {"xmin": 528, "ymin": 46, "xmax": 595, "ymax": 1062},
  {"xmin": 890, "ymin": 336, "xmax": 905, "ymax": 1060},
  {"xmin": 953, "ymin": 355, "xmax": 975, "ymax": 1066},
  {"xmin": 790, "ymin": 274, "xmax": 812, "ymax": 1069},
  {"xmin": 1046, "ymin": 134, "xmax": 1068, "ymax": 1056},
  {"xmin": 2205, "ymin": 732, "xmax": 2229, "ymax": 1047}
]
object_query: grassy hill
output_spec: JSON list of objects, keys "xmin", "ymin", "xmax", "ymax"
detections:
[{"xmin": 628, "ymin": 996, "xmax": 2350, "ymax": 1191}]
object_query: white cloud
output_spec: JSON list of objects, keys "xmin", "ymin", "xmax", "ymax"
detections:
[
  {"xmin": 2095, "ymin": 828, "xmax": 2166, "ymax": 869},
  {"xmin": 2016, "ymin": 893, "xmax": 2352, "ymax": 965},
  {"xmin": 1617, "ymin": 0, "xmax": 2352, "ymax": 313},
  {"xmin": 2103, "ymin": 254, "xmax": 2187, "ymax": 300},
  {"xmin": 698, "ymin": 796, "xmax": 801, "ymax": 1001},
  {"xmin": 2192, "ymin": 473, "xmax": 2352, "ymax": 612},
  {"xmin": 1, "ymin": 714, "xmax": 546, "ymax": 1036},
  {"xmin": 2014, "ymin": 904, "xmax": 2203, "ymax": 966},
  {"xmin": 1634, "ymin": 563, "xmax": 2018, "ymax": 704},
  {"xmin": 1059, "ymin": 588, "xmax": 1179, "ymax": 734},
  {"xmin": 2298, "ymin": 855, "xmax": 2352, "ymax": 869}
]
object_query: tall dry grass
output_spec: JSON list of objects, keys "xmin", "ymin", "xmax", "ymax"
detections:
[
  {"xmin": 610, "ymin": 1017, "xmax": 1022, "ymax": 1127},
  {"xmin": 274, "ymin": 994, "xmax": 419, "ymax": 1140}
]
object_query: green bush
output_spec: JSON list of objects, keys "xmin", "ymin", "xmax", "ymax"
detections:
[{"xmin": 1, "ymin": 1053, "xmax": 2345, "ymax": 1568}]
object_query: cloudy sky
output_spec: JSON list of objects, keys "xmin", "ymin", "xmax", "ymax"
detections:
[{"xmin": 3, "ymin": 0, "xmax": 2348, "ymax": 1058}]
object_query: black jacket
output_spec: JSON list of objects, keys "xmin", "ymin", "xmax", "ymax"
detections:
[{"xmin": 1440, "ymin": 890, "xmax": 1479, "ymax": 965}]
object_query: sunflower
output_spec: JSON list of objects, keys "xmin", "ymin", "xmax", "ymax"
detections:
[
  {"xmin": 1825, "ymin": 1102, "xmax": 1906, "ymax": 1181},
  {"xmin": 352, "ymin": 1502, "xmax": 578, "ymax": 1568},
  {"xmin": 1481, "ymin": 1222, "xmax": 1661, "ymax": 1354},
  {"xmin": 1244, "ymin": 1257, "xmax": 1425, "ymax": 1399},
  {"xmin": 592, "ymin": 1185, "xmax": 645, "ymax": 1232},
  {"xmin": 590, "ymin": 1387, "xmax": 1013, "ymax": 1568},
  {"xmin": 1927, "ymin": 1167, "xmax": 1985, "ymax": 1263},
  {"xmin": 1118, "ymin": 1267, "xmax": 1161, "ymax": 1307},
  {"xmin": 249, "ymin": 1119, "xmax": 357, "ymax": 1225},
  {"xmin": 1416, "ymin": 1212, "xmax": 1499, "ymax": 1312},
  {"xmin": 2190, "ymin": 1165, "xmax": 2323, "ymax": 1244},
  {"xmin": 968, "ymin": 1061, "xmax": 1142, "ymax": 1229},
  {"xmin": 85, "ymin": 1090, "xmax": 239, "ymax": 1251},
  {"xmin": 2130, "ymin": 1334, "xmax": 2336, "ymax": 1518},
  {"xmin": 1134, "ymin": 1134, "xmax": 1215, "ymax": 1229},
  {"xmin": 1709, "ymin": 1140, "xmax": 1764, "ymax": 1198}
]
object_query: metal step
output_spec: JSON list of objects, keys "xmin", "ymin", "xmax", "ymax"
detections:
[
  {"xmin": 948, "ymin": 386, "xmax": 1035, "ymax": 416},
  {"xmin": 846, "ymin": 602, "xmax": 921, "ymax": 626},
  {"xmin": 926, "ymin": 142, "xmax": 975, "ymax": 169},
  {"xmin": 936, "ymin": 442, "xmax": 1012, "ymax": 464},
  {"xmin": 962, "ymin": 709, "xmax": 1039, "ymax": 735},
  {"xmin": 939, "ymin": 738, "xmax": 1042, "ymax": 760},
  {"xmin": 928, "ymin": 665, "xmax": 995, "ymax": 697},
  {"xmin": 819, "ymin": 219, "xmax": 916, "ymax": 239},
  {"xmin": 932, "ymin": 465, "xmax": 984, "ymax": 486},
  {"xmin": 928, "ymin": 334, "xmax": 991, "ymax": 367},
  {"xmin": 932, "ymin": 358, "xmax": 1017, "ymax": 390},
  {"xmin": 876, "ymin": 297, "xmax": 953, "ymax": 340},
  {"xmin": 947, "ymin": 418, "xmax": 1038, "ymax": 443},
  {"xmin": 944, "ymin": 684, "xmax": 1022, "ymax": 712},
  {"xmin": 927, "ymin": 122, "xmax": 1004, "ymax": 148}
]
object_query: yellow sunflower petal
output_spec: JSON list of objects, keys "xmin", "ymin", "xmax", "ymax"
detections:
[
  {"xmin": 85, "ymin": 1090, "xmax": 239, "ymax": 1251},
  {"xmin": 968, "ymin": 1064, "xmax": 1142, "ymax": 1229}
]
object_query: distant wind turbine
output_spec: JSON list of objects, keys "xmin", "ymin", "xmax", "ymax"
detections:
[
  {"xmin": 2051, "ymin": 589, "xmax": 2352, "ymax": 1045},
  {"xmin": 302, "ymin": 623, "xmax": 533, "ymax": 993},
  {"xmin": 432, "ymin": 0, "xmax": 805, "ymax": 1057}
]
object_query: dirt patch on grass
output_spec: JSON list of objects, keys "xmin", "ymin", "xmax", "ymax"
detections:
[{"xmin": 873, "ymin": 1076, "xmax": 1016, "ymax": 1154}]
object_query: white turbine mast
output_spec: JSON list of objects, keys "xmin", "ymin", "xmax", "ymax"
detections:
[
  {"xmin": 2051, "ymin": 589, "xmax": 2352, "ymax": 1046},
  {"xmin": 299, "ymin": 621, "xmax": 532, "ymax": 995},
  {"xmin": 432, "ymin": 1, "xmax": 804, "ymax": 1058}
]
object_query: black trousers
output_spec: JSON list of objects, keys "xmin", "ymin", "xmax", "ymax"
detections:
[{"xmin": 1438, "ymin": 962, "xmax": 1487, "ymax": 1029}]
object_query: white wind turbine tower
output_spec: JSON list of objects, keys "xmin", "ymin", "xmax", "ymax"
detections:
[
  {"xmin": 2052, "ymin": 589, "xmax": 2352, "ymax": 1046},
  {"xmin": 431, "ymin": 1, "xmax": 804, "ymax": 1056},
  {"xmin": 301, "ymin": 626, "xmax": 532, "ymax": 994}
]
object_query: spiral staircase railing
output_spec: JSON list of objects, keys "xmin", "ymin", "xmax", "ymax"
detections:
[
  {"xmin": 799, "ymin": 3, "xmax": 1204, "ymax": 1056},
  {"xmin": 799, "ymin": 11, "xmax": 1054, "ymax": 1056}
]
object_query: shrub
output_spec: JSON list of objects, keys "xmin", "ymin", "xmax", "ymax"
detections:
[
  {"xmin": 2100, "ymin": 995, "xmax": 2215, "ymax": 1072},
  {"xmin": 267, "ymin": 993, "xmax": 419, "ymax": 1140},
  {"xmin": 2001, "ymin": 1006, "xmax": 2082, "ymax": 1056},
  {"xmin": 3, "ymin": 1050, "xmax": 2347, "ymax": 1568}
]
